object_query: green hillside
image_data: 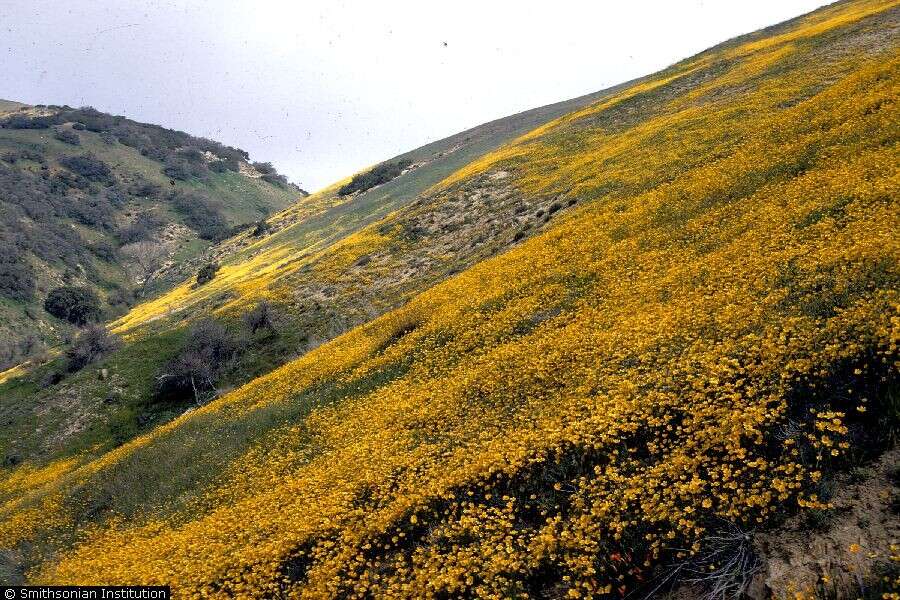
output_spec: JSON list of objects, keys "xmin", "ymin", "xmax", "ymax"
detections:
[{"xmin": 0, "ymin": 103, "xmax": 299, "ymax": 369}]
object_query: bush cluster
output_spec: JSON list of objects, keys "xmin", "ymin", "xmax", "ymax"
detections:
[
  {"xmin": 66, "ymin": 325, "xmax": 120, "ymax": 372},
  {"xmin": 58, "ymin": 154, "xmax": 113, "ymax": 183},
  {"xmin": 43, "ymin": 286, "xmax": 102, "ymax": 325},
  {"xmin": 338, "ymin": 159, "xmax": 412, "ymax": 196},
  {"xmin": 170, "ymin": 190, "xmax": 230, "ymax": 241},
  {"xmin": 0, "ymin": 250, "xmax": 36, "ymax": 301},
  {"xmin": 117, "ymin": 211, "xmax": 168, "ymax": 244},
  {"xmin": 0, "ymin": 164, "xmax": 107, "ymax": 298},
  {"xmin": 53, "ymin": 127, "xmax": 81, "ymax": 146},
  {"xmin": 0, "ymin": 106, "xmax": 290, "ymax": 184},
  {"xmin": 195, "ymin": 262, "xmax": 219, "ymax": 286}
]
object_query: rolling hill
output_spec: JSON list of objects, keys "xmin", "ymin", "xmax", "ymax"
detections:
[
  {"xmin": 1, "ymin": 0, "xmax": 898, "ymax": 597},
  {"xmin": 0, "ymin": 103, "xmax": 300, "ymax": 370}
]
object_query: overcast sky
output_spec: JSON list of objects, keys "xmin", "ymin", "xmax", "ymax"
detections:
[{"xmin": 2, "ymin": 1, "xmax": 829, "ymax": 191}]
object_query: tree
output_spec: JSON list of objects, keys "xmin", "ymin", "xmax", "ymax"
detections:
[
  {"xmin": 44, "ymin": 286, "xmax": 102, "ymax": 325},
  {"xmin": 120, "ymin": 241, "xmax": 167, "ymax": 297},
  {"xmin": 251, "ymin": 219, "xmax": 270, "ymax": 237},
  {"xmin": 155, "ymin": 318, "xmax": 240, "ymax": 404}
]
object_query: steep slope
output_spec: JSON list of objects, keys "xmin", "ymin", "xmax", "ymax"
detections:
[
  {"xmin": 0, "ymin": 103, "xmax": 299, "ymax": 369},
  {"xmin": 0, "ymin": 61, "xmax": 644, "ymax": 465},
  {"xmin": 1, "ymin": 0, "xmax": 899, "ymax": 596}
]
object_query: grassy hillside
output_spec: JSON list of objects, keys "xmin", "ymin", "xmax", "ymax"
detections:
[
  {"xmin": 1, "ymin": 0, "xmax": 899, "ymax": 596},
  {"xmin": 0, "ymin": 103, "xmax": 298, "ymax": 367}
]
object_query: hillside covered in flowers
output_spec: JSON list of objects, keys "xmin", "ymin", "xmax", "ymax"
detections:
[{"xmin": 1, "ymin": 0, "xmax": 898, "ymax": 597}]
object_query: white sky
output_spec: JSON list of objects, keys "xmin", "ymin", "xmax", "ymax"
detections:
[{"xmin": 1, "ymin": 1, "xmax": 829, "ymax": 191}]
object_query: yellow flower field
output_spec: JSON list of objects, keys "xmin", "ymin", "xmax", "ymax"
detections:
[{"xmin": 1, "ymin": 0, "xmax": 898, "ymax": 597}]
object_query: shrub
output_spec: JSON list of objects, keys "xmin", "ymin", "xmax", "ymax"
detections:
[
  {"xmin": 338, "ymin": 159, "xmax": 411, "ymax": 196},
  {"xmin": 261, "ymin": 173, "xmax": 288, "ymax": 187},
  {"xmin": 176, "ymin": 147, "xmax": 205, "ymax": 163},
  {"xmin": 163, "ymin": 155, "xmax": 207, "ymax": 181},
  {"xmin": 66, "ymin": 325, "xmax": 120, "ymax": 372},
  {"xmin": 251, "ymin": 219, "xmax": 270, "ymax": 237},
  {"xmin": 0, "ymin": 250, "xmax": 36, "ymax": 301},
  {"xmin": 196, "ymin": 262, "xmax": 219, "ymax": 286},
  {"xmin": 252, "ymin": 161, "xmax": 276, "ymax": 175},
  {"xmin": 209, "ymin": 159, "xmax": 229, "ymax": 173},
  {"xmin": 155, "ymin": 318, "xmax": 240, "ymax": 404},
  {"xmin": 162, "ymin": 158, "xmax": 193, "ymax": 181},
  {"xmin": 1, "ymin": 114, "xmax": 56, "ymax": 129},
  {"xmin": 128, "ymin": 179, "xmax": 162, "ymax": 198},
  {"xmin": 243, "ymin": 300, "xmax": 277, "ymax": 335},
  {"xmin": 44, "ymin": 286, "xmax": 102, "ymax": 325},
  {"xmin": 89, "ymin": 240, "xmax": 118, "ymax": 262},
  {"xmin": 58, "ymin": 154, "xmax": 112, "ymax": 182},
  {"xmin": 170, "ymin": 190, "xmax": 230, "ymax": 241},
  {"xmin": 71, "ymin": 122, "xmax": 86, "ymax": 131},
  {"xmin": 117, "ymin": 211, "xmax": 167, "ymax": 244},
  {"xmin": 104, "ymin": 188, "xmax": 126, "ymax": 207},
  {"xmin": 67, "ymin": 195, "xmax": 117, "ymax": 229},
  {"xmin": 19, "ymin": 148, "xmax": 46, "ymax": 163},
  {"xmin": 54, "ymin": 127, "xmax": 81, "ymax": 146},
  {"xmin": 99, "ymin": 131, "xmax": 117, "ymax": 145},
  {"xmin": 107, "ymin": 285, "xmax": 133, "ymax": 307}
]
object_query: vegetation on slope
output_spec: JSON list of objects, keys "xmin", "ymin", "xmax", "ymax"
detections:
[
  {"xmin": 0, "ymin": 103, "xmax": 298, "ymax": 368},
  {"xmin": 338, "ymin": 159, "xmax": 412, "ymax": 196},
  {"xmin": 1, "ymin": 0, "xmax": 899, "ymax": 597},
  {"xmin": 0, "ymin": 56, "xmax": 647, "ymax": 466}
]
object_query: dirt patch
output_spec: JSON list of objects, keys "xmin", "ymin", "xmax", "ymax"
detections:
[
  {"xmin": 748, "ymin": 448, "xmax": 899, "ymax": 599},
  {"xmin": 238, "ymin": 161, "xmax": 262, "ymax": 178}
]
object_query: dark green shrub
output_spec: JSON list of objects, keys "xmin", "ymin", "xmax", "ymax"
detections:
[
  {"xmin": 0, "ymin": 249, "xmax": 36, "ymax": 301},
  {"xmin": 176, "ymin": 147, "xmax": 205, "ymax": 163},
  {"xmin": 339, "ymin": 160, "xmax": 411, "ymax": 196},
  {"xmin": 59, "ymin": 154, "xmax": 112, "ymax": 182},
  {"xmin": 128, "ymin": 179, "xmax": 162, "ymax": 198},
  {"xmin": 162, "ymin": 158, "xmax": 193, "ymax": 181},
  {"xmin": 44, "ymin": 286, "xmax": 102, "ymax": 324},
  {"xmin": 251, "ymin": 220, "xmax": 270, "ymax": 237},
  {"xmin": 252, "ymin": 161, "xmax": 276, "ymax": 175},
  {"xmin": 261, "ymin": 173, "xmax": 288, "ymax": 187},
  {"xmin": 163, "ymin": 155, "xmax": 207, "ymax": 181},
  {"xmin": 196, "ymin": 262, "xmax": 219, "ymax": 286},
  {"xmin": 53, "ymin": 127, "xmax": 81, "ymax": 146},
  {"xmin": 118, "ymin": 211, "xmax": 167, "ymax": 244},
  {"xmin": 209, "ymin": 159, "xmax": 229, "ymax": 173},
  {"xmin": 89, "ymin": 240, "xmax": 117, "ymax": 261},
  {"xmin": 1, "ymin": 114, "xmax": 57, "ymax": 129},
  {"xmin": 243, "ymin": 300, "xmax": 277, "ymax": 335}
]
